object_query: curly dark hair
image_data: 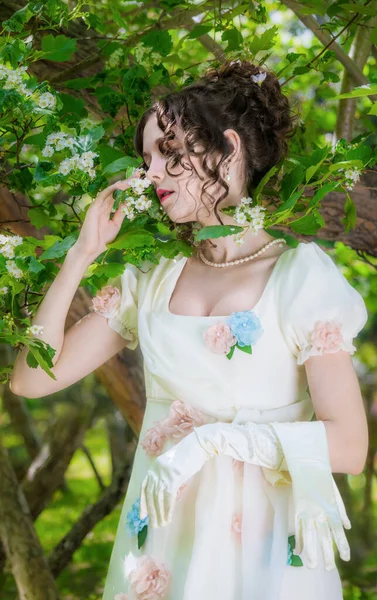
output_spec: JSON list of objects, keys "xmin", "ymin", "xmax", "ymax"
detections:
[{"xmin": 134, "ymin": 59, "xmax": 298, "ymax": 252}]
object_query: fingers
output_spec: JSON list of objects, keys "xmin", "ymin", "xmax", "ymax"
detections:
[
  {"xmin": 302, "ymin": 518, "xmax": 318, "ymax": 568},
  {"xmin": 329, "ymin": 519, "xmax": 351, "ymax": 563},
  {"xmin": 331, "ymin": 479, "xmax": 351, "ymax": 530},
  {"xmin": 294, "ymin": 512, "xmax": 304, "ymax": 555},
  {"xmin": 316, "ymin": 517, "xmax": 336, "ymax": 570}
]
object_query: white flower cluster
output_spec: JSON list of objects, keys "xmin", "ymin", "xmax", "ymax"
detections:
[
  {"xmin": 341, "ymin": 167, "xmax": 361, "ymax": 191},
  {"xmin": 134, "ymin": 44, "xmax": 161, "ymax": 66},
  {"xmin": 0, "ymin": 64, "xmax": 57, "ymax": 110},
  {"xmin": 25, "ymin": 324, "xmax": 44, "ymax": 336},
  {"xmin": 0, "ymin": 234, "xmax": 23, "ymax": 259},
  {"xmin": 105, "ymin": 48, "xmax": 124, "ymax": 70},
  {"xmin": 234, "ymin": 197, "xmax": 266, "ymax": 234},
  {"xmin": 58, "ymin": 151, "xmax": 98, "ymax": 178},
  {"xmin": 38, "ymin": 92, "xmax": 56, "ymax": 109},
  {"xmin": 0, "ymin": 286, "xmax": 8, "ymax": 294},
  {"xmin": 6, "ymin": 260, "xmax": 23, "ymax": 279},
  {"xmin": 0, "ymin": 64, "xmax": 31, "ymax": 97},
  {"xmin": 42, "ymin": 132, "xmax": 98, "ymax": 178},
  {"xmin": 119, "ymin": 169, "xmax": 153, "ymax": 220}
]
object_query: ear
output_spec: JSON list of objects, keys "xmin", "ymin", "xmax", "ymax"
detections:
[{"xmin": 223, "ymin": 128, "xmax": 242, "ymax": 163}]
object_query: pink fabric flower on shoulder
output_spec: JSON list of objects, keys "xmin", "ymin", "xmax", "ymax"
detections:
[
  {"xmin": 128, "ymin": 554, "xmax": 171, "ymax": 600},
  {"xmin": 92, "ymin": 285, "xmax": 121, "ymax": 317},
  {"xmin": 309, "ymin": 319, "xmax": 344, "ymax": 353},
  {"xmin": 141, "ymin": 421, "xmax": 168, "ymax": 457},
  {"xmin": 203, "ymin": 322, "xmax": 237, "ymax": 354}
]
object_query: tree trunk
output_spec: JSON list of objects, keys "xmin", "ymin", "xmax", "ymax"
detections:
[{"xmin": 0, "ymin": 441, "xmax": 59, "ymax": 600}]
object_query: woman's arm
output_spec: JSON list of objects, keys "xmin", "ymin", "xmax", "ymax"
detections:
[
  {"xmin": 9, "ymin": 246, "xmax": 131, "ymax": 399},
  {"xmin": 9, "ymin": 179, "xmax": 137, "ymax": 399},
  {"xmin": 305, "ymin": 350, "xmax": 368, "ymax": 476}
]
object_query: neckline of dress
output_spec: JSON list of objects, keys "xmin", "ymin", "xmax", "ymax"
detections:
[{"xmin": 166, "ymin": 244, "xmax": 299, "ymax": 318}]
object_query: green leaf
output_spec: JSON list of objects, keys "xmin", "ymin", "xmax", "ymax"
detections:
[
  {"xmin": 26, "ymin": 344, "xmax": 56, "ymax": 380},
  {"xmin": 290, "ymin": 210, "xmax": 325, "ymax": 235},
  {"xmin": 280, "ymin": 165, "xmax": 305, "ymax": 203},
  {"xmin": 342, "ymin": 193, "xmax": 357, "ymax": 233},
  {"xmin": 9, "ymin": 167, "xmax": 33, "ymax": 193},
  {"xmin": 29, "ymin": 208, "xmax": 53, "ymax": 230},
  {"xmin": 368, "ymin": 103, "xmax": 377, "ymax": 116},
  {"xmin": 28, "ymin": 256, "xmax": 46, "ymax": 274},
  {"xmin": 39, "ymin": 235, "xmax": 78, "ymax": 259},
  {"xmin": 308, "ymin": 180, "xmax": 340, "ymax": 208},
  {"xmin": 340, "ymin": 4, "xmax": 377, "ymax": 15},
  {"xmin": 332, "ymin": 85, "xmax": 377, "ymax": 100},
  {"xmin": 222, "ymin": 27, "xmax": 243, "ymax": 51},
  {"xmin": 237, "ymin": 344, "xmax": 252, "ymax": 355},
  {"xmin": 65, "ymin": 77, "xmax": 96, "ymax": 90},
  {"xmin": 195, "ymin": 224, "xmax": 243, "ymax": 241},
  {"xmin": 140, "ymin": 31, "xmax": 172, "ymax": 56},
  {"xmin": 41, "ymin": 34, "xmax": 77, "ymax": 62},
  {"xmin": 226, "ymin": 345, "xmax": 236, "ymax": 360},
  {"xmin": 371, "ymin": 27, "xmax": 377, "ymax": 44},
  {"xmin": 138, "ymin": 525, "xmax": 148, "ymax": 549},
  {"xmin": 2, "ymin": 5, "xmax": 33, "ymax": 32},
  {"xmin": 253, "ymin": 165, "xmax": 279, "ymax": 200},
  {"xmin": 249, "ymin": 26, "xmax": 278, "ymax": 55},
  {"xmin": 187, "ymin": 25, "xmax": 213, "ymax": 39},
  {"xmin": 108, "ymin": 230, "xmax": 156, "ymax": 250},
  {"xmin": 103, "ymin": 156, "xmax": 140, "ymax": 175}
]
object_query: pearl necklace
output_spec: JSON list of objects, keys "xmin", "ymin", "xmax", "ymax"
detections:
[{"xmin": 198, "ymin": 238, "xmax": 287, "ymax": 268}]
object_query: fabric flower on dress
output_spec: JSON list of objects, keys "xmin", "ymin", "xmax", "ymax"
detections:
[
  {"xmin": 141, "ymin": 399, "xmax": 215, "ymax": 457},
  {"xmin": 231, "ymin": 512, "xmax": 242, "ymax": 543},
  {"xmin": 204, "ymin": 310, "xmax": 264, "ymax": 359},
  {"xmin": 126, "ymin": 497, "xmax": 149, "ymax": 536},
  {"xmin": 140, "ymin": 422, "xmax": 168, "ymax": 457},
  {"xmin": 125, "ymin": 552, "xmax": 171, "ymax": 600},
  {"xmin": 309, "ymin": 320, "xmax": 344, "ymax": 353},
  {"xmin": 91, "ymin": 285, "xmax": 121, "ymax": 317}
]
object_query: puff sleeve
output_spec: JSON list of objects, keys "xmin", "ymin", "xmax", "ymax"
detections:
[
  {"xmin": 277, "ymin": 242, "xmax": 368, "ymax": 365},
  {"xmin": 91, "ymin": 263, "xmax": 140, "ymax": 350}
]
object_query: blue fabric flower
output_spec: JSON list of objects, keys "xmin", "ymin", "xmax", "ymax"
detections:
[
  {"xmin": 226, "ymin": 310, "xmax": 264, "ymax": 347},
  {"xmin": 126, "ymin": 497, "xmax": 149, "ymax": 537}
]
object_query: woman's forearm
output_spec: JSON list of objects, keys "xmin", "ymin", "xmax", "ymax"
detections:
[{"xmin": 9, "ymin": 245, "xmax": 96, "ymax": 394}]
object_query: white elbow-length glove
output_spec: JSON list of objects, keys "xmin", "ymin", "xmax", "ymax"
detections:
[{"xmin": 139, "ymin": 420, "xmax": 351, "ymax": 570}]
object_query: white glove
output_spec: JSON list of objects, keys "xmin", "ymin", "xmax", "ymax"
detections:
[
  {"xmin": 270, "ymin": 421, "xmax": 351, "ymax": 571},
  {"xmin": 139, "ymin": 421, "xmax": 286, "ymax": 528}
]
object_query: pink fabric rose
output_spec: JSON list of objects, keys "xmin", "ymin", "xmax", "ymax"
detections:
[
  {"xmin": 231, "ymin": 512, "xmax": 242, "ymax": 542},
  {"xmin": 310, "ymin": 320, "xmax": 344, "ymax": 353},
  {"xmin": 163, "ymin": 399, "xmax": 210, "ymax": 442},
  {"xmin": 141, "ymin": 422, "xmax": 168, "ymax": 457},
  {"xmin": 128, "ymin": 554, "xmax": 171, "ymax": 600},
  {"xmin": 203, "ymin": 321, "xmax": 237, "ymax": 354},
  {"xmin": 92, "ymin": 285, "xmax": 121, "ymax": 317}
]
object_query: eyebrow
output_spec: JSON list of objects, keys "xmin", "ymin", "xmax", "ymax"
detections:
[{"xmin": 142, "ymin": 136, "xmax": 166, "ymax": 159}]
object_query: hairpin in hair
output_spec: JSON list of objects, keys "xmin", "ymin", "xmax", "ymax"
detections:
[
  {"xmin": 250, "ymin": 72, "xmax": 267, "ymax": 85},
  {"xmin": 229, "ymin": 60, "xmax": 242, "ymax": 66}
]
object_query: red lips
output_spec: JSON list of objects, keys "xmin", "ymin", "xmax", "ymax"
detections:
[{"xmin": 157, "ymin": 189, "xmax": 174, "ymax": 201}]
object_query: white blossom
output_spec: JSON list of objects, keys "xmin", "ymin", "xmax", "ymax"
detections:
[
  {"xmin": 251, "ymin": 72, "xmax": 267, "ymax": 85},
  {"xmin": 42, "ymin": 145, "xmax": 54, "ymax": 157},
  {"xmin": 6, "ymin": 259, "xmax": 23, "ymax": 279},
  {"xmin": 38, "ymin": 92, "xmax": 56, "ymax": 109},
  {"xmin": 0, "ymin": 287, "xmax": 8, "ymax": 294},
  {"xmin": 0, "ymin": 243, "xmax": 15, "ymax": 259},
  {"xmin": 26, "ymin": 324, "xmax": 44, "ymax": 336}
]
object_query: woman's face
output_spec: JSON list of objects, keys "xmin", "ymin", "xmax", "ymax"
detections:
[{"xmin": 141, "ymin": 113, "xmax": 238, "ymax": 225}]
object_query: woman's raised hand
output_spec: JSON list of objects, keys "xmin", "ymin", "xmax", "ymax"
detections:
[{"xmin": 72, "ymin": 172, "xmax": 141, "ymax": 260}]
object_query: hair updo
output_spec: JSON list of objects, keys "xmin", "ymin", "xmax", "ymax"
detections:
[{"xmin": 134, "ymin": 59, "xmax": 298, "ymax": 232}]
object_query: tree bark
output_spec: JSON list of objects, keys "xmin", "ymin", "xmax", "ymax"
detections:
[{"xmin": 0, "ymin": 441, "xmax": 59, "ymax": 600}]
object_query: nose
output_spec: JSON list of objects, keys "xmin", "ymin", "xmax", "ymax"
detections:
[{"xmin": 145, "ymin": 155, "xmax": 166, "ymax": 184}]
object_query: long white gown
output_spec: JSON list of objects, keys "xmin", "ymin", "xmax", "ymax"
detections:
[{"xmin": 99, "ymin": 241, "xmax": 368, "ymax": 600}]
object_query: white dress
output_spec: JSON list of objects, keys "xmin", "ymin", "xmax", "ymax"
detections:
[{"xmin": 100, "ymin": 241, "xmax": 368, "ymax": 600}]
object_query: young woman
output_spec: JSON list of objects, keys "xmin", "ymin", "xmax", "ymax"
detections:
[{"xmin": 10, "ymin": 61, "xmax": 369, "ymax": 600}]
